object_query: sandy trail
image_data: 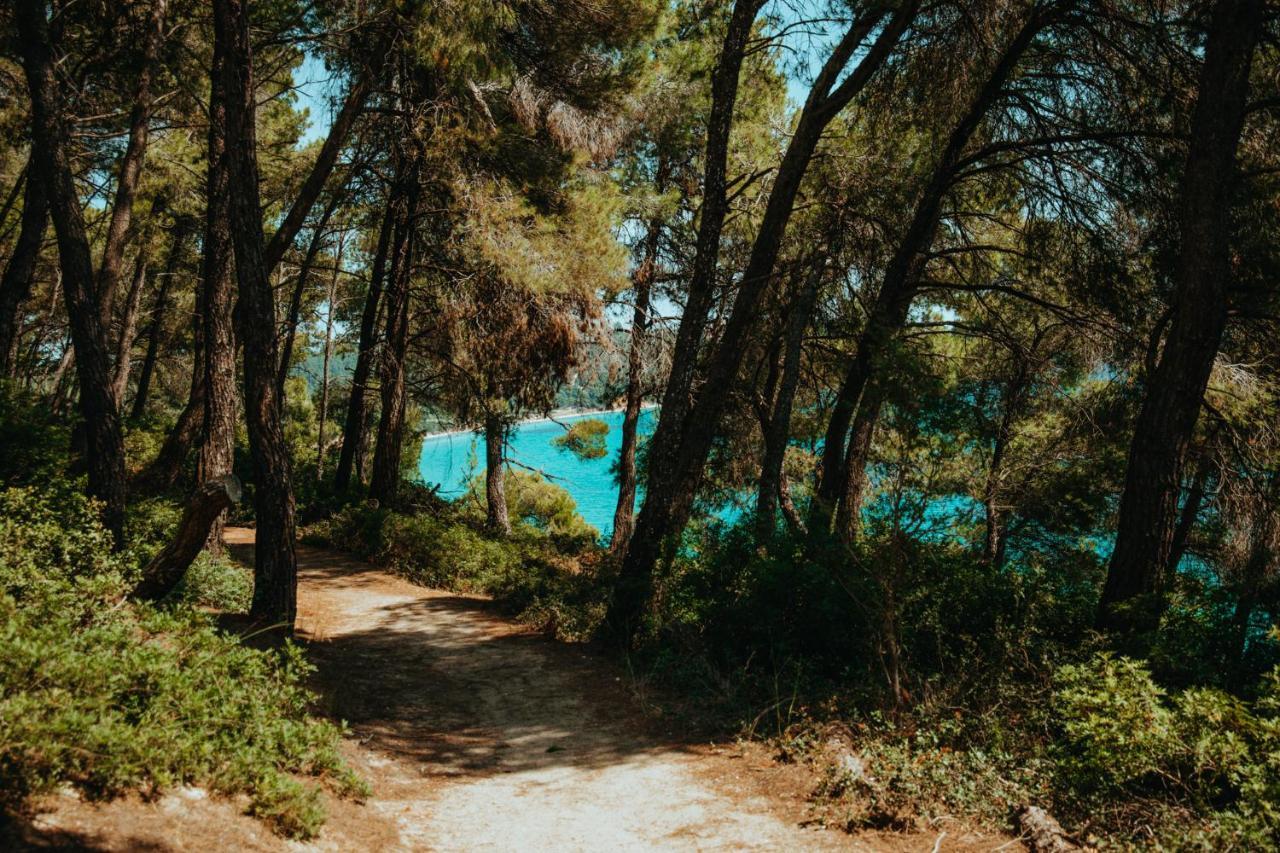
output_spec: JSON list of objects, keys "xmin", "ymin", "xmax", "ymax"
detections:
[
  {"xmin": 11, "ymin": 530, "xmax": 1008, "ymax": 851},
  {"xmin": 279, "ymin": 528, "xmax": 849, "ymax": 852}
]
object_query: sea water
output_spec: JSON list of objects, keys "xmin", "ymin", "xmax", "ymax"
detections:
[{"xmin": 418, "ymin": 408, "xmax": 658, "ymax": 537}]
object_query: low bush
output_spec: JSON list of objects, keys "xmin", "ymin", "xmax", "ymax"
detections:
[
  {"xmin": 171, "ymin": 550, "xmax": 255, "ymax": 612},
  {"xmin": 305, "ymin": 498, "xmax": 605, "ymax": 641},
  {"xmin": 0, "ymin": 485, "xmax": 366, "ymax": 839}
]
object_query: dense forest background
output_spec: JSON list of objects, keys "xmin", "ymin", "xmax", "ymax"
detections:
[{"xmin": 2, "ymin": 0, "xmax": 1280, "ymax": 847}]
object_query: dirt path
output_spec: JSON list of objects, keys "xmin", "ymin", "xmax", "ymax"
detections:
[
  {"xmin": 11, "ymin": 530, "xmax": 1010, "ymax": 851},
  {"xmin": 285, "ymin": 529, "xmax": 852, "ymax": 852}
]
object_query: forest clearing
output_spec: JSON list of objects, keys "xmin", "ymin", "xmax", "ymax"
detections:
[{"xmin": 2, "ymin": 0, "xmax": 1280, "ymax": 849}]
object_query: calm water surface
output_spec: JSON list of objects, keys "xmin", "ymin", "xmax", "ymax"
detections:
[{"xmin": 418, "ymin": 408, "xmax": 658, "ymax": 537}]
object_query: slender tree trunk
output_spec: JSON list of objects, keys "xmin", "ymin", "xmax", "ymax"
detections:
[
  {"xmin": 215, "ymin": 0, "xmax": 298, "ymax": 630},
  {"xmin": 131, "ymin": 218, "xmax": 192, "ymax": 420},
  {"xmin": 1098, "ymin": 0, "xmax": 1260, "ymax": 637},
  {"xmin": 607, "ymin": 4, "xmax": 916, "ymax": 641},
  {"xmin": 95, "ymin": 0, "xmax": 166, "ymax": 328},
  {"xmin": 757, "ymin": 257, "xmax": 822, "ymax": 541},
  {"xmin": 0, "ymin": 152, "xmax": 49, "ymax": 376},
  {"xmin": 368, "ymin": 174, "xmax": 416, "ymax": 505},
  {"xmin": 485, "ymin": 412, "xmax": 511, "ymax": 536},
  {"xmin": 811, "ymin": 9, "xmax": 1056, "ymax": 539},
  {"xmin": 277, "ymin": 196, "xmax": 340, "ymax": 399},
  {"xmin": 610, "ymin": 210, "xmax": 661, "ymax": 555},
  {"xmin": 198, "ymin": 43, "xmax": 236, "ymax": 550},
  {"xmin": 1168, "ymin": 436, "xmax": 1216, "ymax": 575},
  {"xmin": 335, "ymin": 191, "xmax": 395, "ymax": 494},
  {"xmin": 262, "ymin": 77, "xmax": 372, "ymax": 273},
  {"xmin": 111, "ymin": 249, "xmax": 150, "ymax": 405},
  {"xmin": 316, "ymin": 232, "xmax": 343, "ymax": 481},
  {"xmin": 16, "ymin": 0, "xmax": 127, "ymax": 545},
  {"xmin": 981, "ymin": 373, "xmax": 1026, "ymax": 568}
]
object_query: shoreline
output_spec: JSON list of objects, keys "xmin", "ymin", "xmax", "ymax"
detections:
[{"xmin": 421, "ymin": 404, "xmax": 657, "ymax": 442}]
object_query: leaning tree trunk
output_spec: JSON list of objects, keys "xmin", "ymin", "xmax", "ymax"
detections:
[
  {"xmin": 0, "ymin": 152, "xmax": 49, "ymax": 376},
  {"xmin": 131, "ymin": 217, "xmax": 192, "ymax": 420},
  {"xmin": 610, "ymin": 208, "xmax": 661, "ymax": 556},
  {"xmin": 316, "ymin": 232, "xmax": 344, "ymax": 480},
  {"xmin": 16, "ymin": 0, "xmax": 128, "ymax": 546},
  {"xmin": 111, "ymin": 246, "xmax": 151, "ymax": 406},
  {"xmin": 215, "ymin": 0, "xmax": 298, "ymax": 631},
  {"xmin": 756, "ymin": 256, "xmax": 823, "ymax": 542},
  {"xmin": 94, "ymin": 0, "xmax": 166, "ymax": 329},
  {"xmin": 368, "ymin": 177, "xmax": 416, "ymax": 506},
  {"xmin": 277, "ymin": 195, "xmax": 340, "ymax": 399},
  {"xmin": 131, "ymin": 475, "xmax": 241, "ymax": 602},
  {"xmin": 484, "ymin": 412, "xmax": 511, "ymax": 536},
  {"xmin": 606, "ymin": 4, "xmax": 916, "ymax": 641},
  {"xmin": 198, "ymin": 43, "xmax": 237, "ymax": 550},
  {"xmin": 1098, "ymin": 0, "xmax": 1260, "ymax": 638},
  {"xmin": 334, "ymin": 191, "xmax": 395, "ymax": 493},
  {"xmin": 811, "ymin": 7, "xmax": 1056, "ymax": 540}
]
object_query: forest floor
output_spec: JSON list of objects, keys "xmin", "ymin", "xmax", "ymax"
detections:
[{"xmin": 8, "ymin": 529, "xmax": 1018, "ymax": 852}]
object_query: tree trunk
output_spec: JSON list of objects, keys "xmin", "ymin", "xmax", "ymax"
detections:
[
  {"xmin": 277, "ymin": 195, "xmax": 340, "ymax": 399},
  {"xmin": 0, "ymin": 152, "xmax": 49, "ymax": 376},
  {"xmin": 215, "ymin": 0, "xmax": 298, "ymax": 631},
  {"xmin": 262, "ymin": 76, "xmax": 372, "ymax": 273},
  {"xmin": 757, "ymin": 257, "xmax": 822, "ymax": 541},
  {"xmin": 131, "ymin": 475, "xmax": 241, "ymax": 602},
  {"xmin": 485, "ymin": 412, "xmax": 511, "ymax": 536},
  {"xmin": 811, "ymin": 8, "xmax": 1055, "ymax": 539},
  {"xmin": 316, "ymin": 232, "xmax": 343, "ymax": 481},
  {"xmin": 610, "ymin": 209, "xmax": 661, "ymax": 556},
  {"xmin": 111, "ymin": 249, "xmax": 150, "ymax": 406},
  {"xmin": 335, "ymin": 191, "xmax": 395, "ymax": 494},
  {"xmin": 16, "ymin": 0, "xmax": 128, "ymax": 546},
  {"xmin": 606, "ymin": 4, "xmax": 916, "ymax": 641},
  {"xmin": 368, "ymin": 173, "xmax": 417, "ymax": 506},
  {"xmin": 95, "ymin": 0, "xmax": 166, "ymax": 328},
  {"xmin": 131, "ymin": 218, "xmax": 193, "ymax": 420},
  {"xmin": 198, "ymin": 41, "xmax": 237, "ymax": 551},
  {"xmin": 1098, "ymin": 0, "xmax": 1260, "ymax": 637},
  {"xmin": 981, "ymin": 372, "xmax": 1026, "ymax": 568}
]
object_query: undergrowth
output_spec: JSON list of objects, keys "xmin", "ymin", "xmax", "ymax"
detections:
[{"xmin": 0, "ymin": 485, "xmax": 367, "ymax": 839}]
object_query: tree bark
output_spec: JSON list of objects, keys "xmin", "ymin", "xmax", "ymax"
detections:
[
  {"xmin": 111, "ymin": 248, "xmax": 150, "ymax": 405},
  {"xmin": 334, "ymin": 190, "xmax": 395, "ymax": 493},
  {"xmin": 368, "ymin": 171, "xmax": 417, "ymax": 505},
  {"xmin": 131, "ymin": 217, "xmax": 193, "ymax": 420},
  {"xmin": 811, "ymin": 8, "xmax": 1056, "ymax": 539},
  {"xmin": 16, "ymin": 0, "xmax": 128, "ymax": 546},
  {"xmin": 263, "ymin": 76, "xmax": 372, "ymax": 273},
  {"xmin": 277, "ymin": 194, "xmax": 341, "ymax": 399},
  {"xmin": 756, "ymin": 257, "xmax": 823, "ymax": 542},
  {"xmin": 485, "ymin": 412, "xmax": 511, "ymax": 536},
  {"xmin": 607, "ymin": 4, "xmax": 916, "ymax": 641},
  {"xmin": 130, "ymin": 475, "xmax": 241, "ymax": 602},
  {"xmin": 215, "ymin": 0, "xmax": 298, "ymax": 631},
  {"xmin": 316, "ymin": 231, "xmax": 344, "ymax": 480},
  {"xmin": 95, "ymin": 0, "xmax": 167, "ymax": 328},
  {"xmin": 1098, "ymin": 0, "xmax": 1260, "ymax": 637},
  {"xmin": 197, "ymin": 37, "xmax": 237, "ymax": 550},
  {"xmin": 0, "ymin": 152, "xmax": 49, "ymax": 376},
  {"xmin": 610, "ymin": 209, "xmax": 661, "ymax": 556}
]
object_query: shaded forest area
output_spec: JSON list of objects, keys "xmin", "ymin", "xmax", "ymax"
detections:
[{"xmin": 2, "ymin": 0, "xmax": 1280, "ymax": 847}]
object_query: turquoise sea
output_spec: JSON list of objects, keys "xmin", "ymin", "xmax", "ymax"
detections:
[{"xmin": 418, "ymin": 408, "xmax": 658, "ymax": 537}]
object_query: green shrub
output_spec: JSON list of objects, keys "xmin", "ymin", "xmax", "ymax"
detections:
[
  {"xmin": 552, "ymin": 417, "xmax": 609, "ymax": 460},
  {"xmin": 0, "ymin": 486, "xmax": 366, "ymax": 839},
  {"xmin": 171, "ymin": 550, "xmax": 254, "ymax": 612},
  {"xmin": 462, "ymin": 470, "xmax": 599, "ymax": 542},
  {"xmin": 1053, "ymin": 653, "xmax": 1280, "ymax": 846},
  {"xmin": 0, "ymin": 382, "xmax": 69, "ymax": 486},
  {"xmin": 304, "ymin": 499, "xmax": 605, "ymax": 640}
]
